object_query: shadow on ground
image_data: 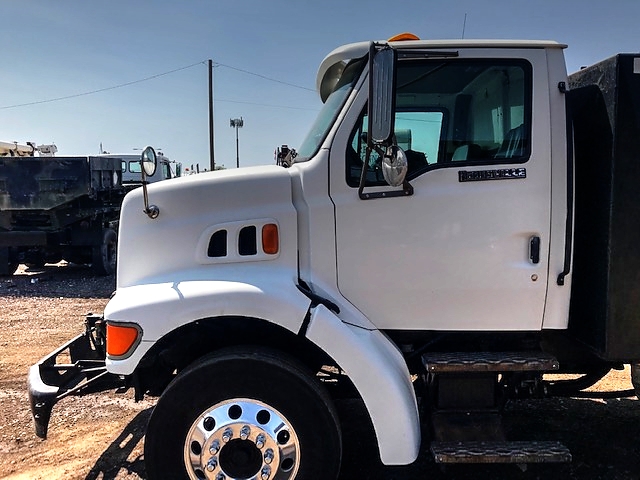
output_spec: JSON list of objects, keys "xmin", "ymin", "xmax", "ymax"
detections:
[
  {"xmin": 1, "ymin": 263, "xmax": 115, "ymax": 299},
  {"xmin": 85, "ymin": 408, "xmax": 152, "ymax": 480}
]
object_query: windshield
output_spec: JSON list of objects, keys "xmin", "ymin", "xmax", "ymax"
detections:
[{"xmin": 295, "ymin": 57, "xmax": 367, "ymax": 161}]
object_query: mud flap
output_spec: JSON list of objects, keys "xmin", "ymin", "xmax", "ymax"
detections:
[{"xmin": 27, "ymin": 313, "xmax": 125, "ymax": 438}]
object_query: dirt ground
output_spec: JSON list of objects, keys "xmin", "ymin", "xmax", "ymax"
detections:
[{"xmin": 1, "ymin": 263, "xmax": 639, "ymax": 479}]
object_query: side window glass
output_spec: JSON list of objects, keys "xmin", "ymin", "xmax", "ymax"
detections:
[
  {"xmin": 347, "ymin": 111, "xmax": 444, "ymax": 187},
  {"xmin": 129, "ymin": 161, "xmax": 141, "ymax": 173},
  {"xmin": 347, "ymin": 59, "xmax": 531, "ymax": 187}
]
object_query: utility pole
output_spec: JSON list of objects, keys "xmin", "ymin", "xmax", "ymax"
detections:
[
  {"xmin": 208, "ymin": 59, "xmax": 215, "ymax": 171},
  {"xmin": 230, "ymin": 117, "xmax": 244, "ymax": 168}
]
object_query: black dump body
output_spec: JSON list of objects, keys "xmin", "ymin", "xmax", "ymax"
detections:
[
  {"xmin": 0, "ymin": 156, "xmax": 124, "ymax": 272},
  {"xmin": 568, "ymin": 54, "xmax": 640, "ymax": 361},
  {"xmin": 0, "ymin": 156, "xmax": 123, "ymax": 226}
]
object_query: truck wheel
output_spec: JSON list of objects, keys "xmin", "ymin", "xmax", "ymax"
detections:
[
  {"xmin": 4, "ymin": 260, "xmax": 19, "ymax": 276},
  {"xmin": 92, "ymin": 228, "xmax": 117, "ymax": 275},
  {"xmin": 632, "ymin": 363, "xmax": 640, "ymax": 399},
  {"xmin": 0, "ymin": 247, "xmax": 18, "ymax": 276},
  {"xmin": 144, "ymin": 347, "xmax": 342, "ymax": 480}
]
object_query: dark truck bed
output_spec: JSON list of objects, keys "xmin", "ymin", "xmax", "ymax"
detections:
[
  {"xmin": 568, "ymin": 54, "xmax": 640, "ymax": 361},
  {"xmin": 0, "ymin": 156, "xmax": 125, "ymax": 275}
]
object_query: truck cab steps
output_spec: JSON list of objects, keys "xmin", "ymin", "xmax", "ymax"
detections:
[
  {"xmin": 422, "ymin": 351, "xmax": 570, "ymax": 465},
  {"xmin": 421, "ymin": 351, "xmax": 559, "ymax": 373},
  {"xmin": 431, "ymin": 440, "xmax": 571, "ymax": 464}
]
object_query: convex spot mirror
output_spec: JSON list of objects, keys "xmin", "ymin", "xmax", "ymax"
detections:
[
  {"xmin": 141, "ymin": 146, "xmax": 157, "ymax": 177},
  {"xmin": 381, "ymin": 145, "xmax": 408, "ymax": 187}
]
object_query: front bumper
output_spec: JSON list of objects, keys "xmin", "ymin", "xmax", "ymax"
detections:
[{"xmin": 28, "ymin": 313, "xmax": 126, "ymax": 439}]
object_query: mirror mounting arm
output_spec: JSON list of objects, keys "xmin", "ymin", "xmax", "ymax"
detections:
[{"xmin": 140, "ymin": 146, "xmax": 160, "ymax": 219}]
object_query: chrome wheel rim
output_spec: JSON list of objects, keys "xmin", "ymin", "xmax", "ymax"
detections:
[{"xmin": 184, "ymin": 398, "xmax": 300, "ymax": 480}]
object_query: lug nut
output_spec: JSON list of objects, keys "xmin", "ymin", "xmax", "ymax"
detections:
[
  {"xmin": 209, "ymin": 439, "xmax": 220, "ymax": 455},
  {"xmin": 240, "ymin": 425, "xmax": 251, "ymax": 440},
  {"xmin": 264, "ymin": 448, "xmax": 274, "ymax": 464},
  {"xmin": 256, "ymin": 434, "xmax": 266, "ymax": 449},
  {"xmin": 216, "ymin": 473, "xmax": 226, "ymax": 480},
  {"xmin": 222, "ymin": 428, "xmax": 233, "ymax": 443},
  {"xmin": 261, "ymin": 465, "xmax": 271, "ymax": 480},
  {"xmin": 206, "ymin": 457, "xmax": 218, "ymax": 472}
]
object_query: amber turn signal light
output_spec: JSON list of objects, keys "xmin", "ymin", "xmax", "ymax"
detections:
[{"xmin": 106, "ymin": 322, "xmax": 141, "ymax": 358}]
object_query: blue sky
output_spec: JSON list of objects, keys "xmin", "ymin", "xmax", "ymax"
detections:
[{"xmin": 2, "ymin": 0, "xmax": 640, "ymax": 170}]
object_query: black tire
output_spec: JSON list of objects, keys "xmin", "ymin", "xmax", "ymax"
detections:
[
  {"xmin": 632, "ymin": 363, "xmax": 640, "ymax": 400},
  {"xmin": 1, "ymin": 247, "xmax": 18, "ymax": 276},
  {"xmin": 145, "ymin": 347, "xmax": 342, "ymax": 480},
  {"xmin": 5, "ymin": 260, "xmax": 19, "ymax": 276},
  {"xmin": 92, "ymin": 228, "xmax": 117, "ymax": 276}
]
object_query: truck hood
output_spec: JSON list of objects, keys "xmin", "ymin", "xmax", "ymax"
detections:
[{"xmin": 116, "ymin": 165, "xmax": 298, "ymax": 288}]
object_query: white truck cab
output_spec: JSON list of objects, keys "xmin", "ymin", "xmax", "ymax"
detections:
[
  {"xmin": 100, "ymin": 152, "xmax": 181, "ymax": 188},
  {"xmin": 29, "ymin": 35, "xmax": 640, "ymax": 479}
]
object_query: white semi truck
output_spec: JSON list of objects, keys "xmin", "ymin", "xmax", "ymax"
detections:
[{"xmin": 29, "ymin": 34, "xmax": 640, "ymax": 478}]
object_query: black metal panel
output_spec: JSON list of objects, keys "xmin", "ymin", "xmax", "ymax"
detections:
[
  {"xmin": 568, "ymin": 54, "xmax": 640, "ymax": 361},
  {"xmin": 0, "ymin": 156, "xmax": 123, "ymax": 211}
]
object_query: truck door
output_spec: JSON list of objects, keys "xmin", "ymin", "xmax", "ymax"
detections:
[{"xmin": 329, "ymin": 52, "xmax": 552, "ymax": 331}]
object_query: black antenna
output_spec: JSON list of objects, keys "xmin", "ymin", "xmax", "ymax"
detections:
[{"xmin": 462, "ymin": 13, "xmax": 468, "ymax": 39}]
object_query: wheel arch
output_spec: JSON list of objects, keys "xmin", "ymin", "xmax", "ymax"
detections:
[{"xmin": 133, "ymin": 315, "xmax": 341, "ymax": 398}]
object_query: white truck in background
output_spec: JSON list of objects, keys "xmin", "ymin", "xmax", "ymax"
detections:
[
  {"xmin": 99, "ymin": 151, "xmax": 182, "ymax": 189},
  {"xmin": 29, "ymin": 34, "xmax": 640, "ymax": 479}
]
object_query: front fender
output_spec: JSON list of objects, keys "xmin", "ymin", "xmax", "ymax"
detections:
[
  {"xmin": 306, "ymin": 304, "xmax": 420, "ymax": 466},
  {"xmin": 104, "ymin": 274, "xmax": 311, "ymax": 375}
]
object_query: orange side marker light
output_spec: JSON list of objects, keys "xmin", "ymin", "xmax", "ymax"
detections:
[{"xmin": 262, "ymin": 223, "xmax": 279, "ymax": 255}]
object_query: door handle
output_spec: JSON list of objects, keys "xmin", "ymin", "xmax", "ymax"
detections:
[{"xmin": 529, "ymin": 236, "xmax": 541, "ymax": 264}]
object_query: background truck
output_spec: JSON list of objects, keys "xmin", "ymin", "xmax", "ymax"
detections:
[
  {"xmin": 29, "ymin": 34, "xmax": 640, "ymax": 479},
  {"xmin": 0, "ymin": 143, "xmax": 125, "ymax": 275},
  {"xmin": 100, "ymin": 151, "xmax": 182, "ymax": 190}
]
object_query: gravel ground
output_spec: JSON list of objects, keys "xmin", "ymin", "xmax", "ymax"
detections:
[{"xmin": 1, "ymin": 263, "xmax": 639, "ymax": 479}]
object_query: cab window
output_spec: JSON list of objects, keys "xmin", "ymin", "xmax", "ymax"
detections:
[
  {"xmin": 347, "ymin": 58, "xmax": 532, "ymax": 186},
  {"xmin": 129, "ymin": 161, "xmax": 141, "ymax": 173}
]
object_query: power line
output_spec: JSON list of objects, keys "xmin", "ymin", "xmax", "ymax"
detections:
[
  {"xmin": 216, "ymin": 98, "xmax": 318, "ymax": 111},
  {"xmin": 0, "ymin": 59, "xmax": 317, "ymax": 111},
  {"xmin": 214, "ymin": 62, "xmax": 315, "ymax": 92},
  {"xmin": 0, "ymin": 61, "xmax": 206, "ymax": 110}
]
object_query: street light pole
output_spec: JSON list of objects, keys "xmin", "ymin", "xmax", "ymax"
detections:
[{"xmin": 230, "ymin": 117, "xmax": 244, "ymax": 168}]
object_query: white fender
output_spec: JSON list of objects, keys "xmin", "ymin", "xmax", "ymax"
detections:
[
  {"xmin": 104, "ymin": 274, "xmax": 311, "ymax": 375},
  {"xmin": 305, "ymin": 304, "xmax": 420, "ymax": 465}
]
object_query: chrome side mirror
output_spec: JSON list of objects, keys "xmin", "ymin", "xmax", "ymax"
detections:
[{"xmin": 140, "ymin": 146, "xmax": 159, "ymax": 219}]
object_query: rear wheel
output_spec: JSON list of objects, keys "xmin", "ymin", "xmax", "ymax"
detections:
[
  {"xmin": 92, "ymin": 228, "xmax": 117, "ymax": 275},
  {"xmin": 145, "ymin": 347, "xmax": 342, "ymax": 480},
  {"xmin": 1, "ymin": 247, "xmax": 18, "ymax": 276},
  {"xmin": 632, "ymin": 363, "xmax": 640, "ymax": 399},
  {"xmin": 5, "ymin": 260, "xmax": 19, "ymax": 276}
]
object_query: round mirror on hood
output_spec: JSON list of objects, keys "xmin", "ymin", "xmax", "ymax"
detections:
[
  {"xmin": 141, "ymin": 146, "xmax": 157, "ymax": 177},
  {"xmin": 381, "ymin": 145, "xmax": 408, "ymax": 187}
]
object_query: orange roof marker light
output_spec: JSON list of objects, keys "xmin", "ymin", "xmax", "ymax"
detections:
[{"xmin": 388, "ymin": 33, "xmax": 420, "ymax": 42}]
